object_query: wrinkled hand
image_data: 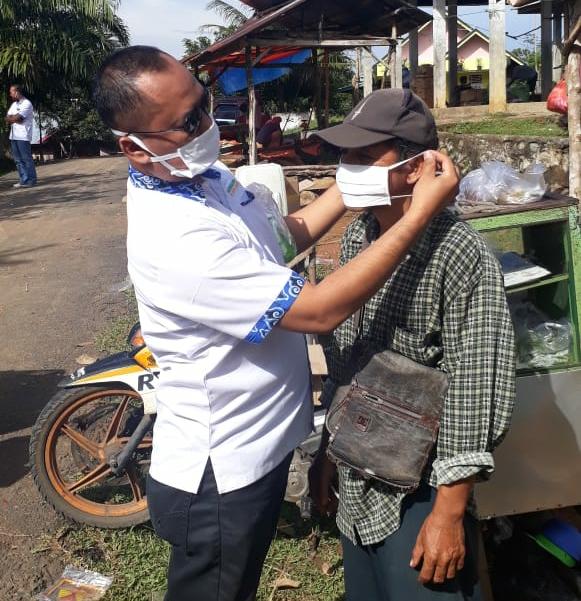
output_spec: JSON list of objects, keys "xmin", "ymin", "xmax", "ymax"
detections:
[
  {"xmin": 410, "ymin": 511, "xmax": 466, "ymax": 585},
  {"xmin": 308, "ymin": 452, "xmax": 338, "ymax": 517},
  {"xmin": 408, "ymin": 151, "xmax": 459, "ymax": 222}
]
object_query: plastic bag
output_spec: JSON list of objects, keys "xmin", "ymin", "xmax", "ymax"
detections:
[
  {"xmin": 246, "ymin": 182, "xmax": 297, "ymax": 263},
  {"xmin": 37, "ymin": 566, "xmax": 113, "ymax": 600},
  {"xmin": 456, "ymin": 161, "xmax": 547, "ymax": 209},
  {"xmin": 510, "ymin": 301, "xmax": 571, "ymax": 368},
  {"xmin": 547, "ymin": 79, "xmax": 568, "ymax": 115}
]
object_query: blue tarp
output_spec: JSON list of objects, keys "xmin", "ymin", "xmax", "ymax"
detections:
[{"xmin": 218, "ymin": 49, "xmax": 311, "ymax": 95}]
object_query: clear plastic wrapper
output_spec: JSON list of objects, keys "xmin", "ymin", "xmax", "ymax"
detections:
[
  {"xmin": 456, "ymin": 161, "xmax": 547, "ymax": 211},
  {"xmin": 246, "ymin": 182, "xmax": 297, "ymax": 263},
  {"xmin": 510, "ymin": 301, "xmax": 571, "ymax": 368},
  {"xmin": 37, "ymin": 566, "xmax": 113, "ymax": 601}
]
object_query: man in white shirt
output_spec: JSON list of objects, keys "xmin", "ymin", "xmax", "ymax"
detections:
[
  {"xmin": 5, "ymin": 84, "xmax": 37, "ymax": 188},
  {"xmin": 93, "ymin": 46, "xmax": 459, "ymax": 601}
]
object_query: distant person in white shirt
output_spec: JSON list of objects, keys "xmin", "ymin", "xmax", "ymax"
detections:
[
  {"xmin": 92, "ymin": 45, "xmax": 458, "ymax": 601},
  {"xmin": 5, "ymin": 84, "xmax": 37, "ymax": 188}
]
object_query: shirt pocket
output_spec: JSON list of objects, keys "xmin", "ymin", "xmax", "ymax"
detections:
[{"xmin": 391, "ymin": 326, "xmax": 442, "ymax": 367}]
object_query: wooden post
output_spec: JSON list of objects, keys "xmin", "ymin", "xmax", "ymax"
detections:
[
  {"xmin": 448, "ymin": 0, "xmax": 459, "ymax": 106},
  {"xmin": 541, "ymin": 0, "xmax": 554, "ymax": 99},
  {"xmin": 394, "ymin": 25, "xmax": 403, "ymax": 88},
  {"xmin": 353, "ymin": 48, "xmax": 361, "ymax": 106},
  {"xmin": 313, "ymin": 49, "xmax": 323, "ymax": 129},
  {"xmin": 488, "ymin": 0, "xmax": 507, "ymax": 113},
  {"xmin": 409, "ymin": 0, "xmax": 419, "ymax": 81},
  {"xmin": 363, "ymin": 46, "xmax": 374, "ymax": 97},
  {"xmin": 245, "ymin": 45, "xmax": 257, "ymax": 165},
  {"xmin": 323, "ymin": 49, "xmax": 330, "ymax": 129},
  {"xmin": 433, "ymin": 0, "xmax": 447, "ymax": 108},
  {"xmin": 553, "ymin": 11, "xmax": 563, "ymax": 81},
  {"xmin": 566, "ymin": 2, "xmax": 581, "ymax": 201}
]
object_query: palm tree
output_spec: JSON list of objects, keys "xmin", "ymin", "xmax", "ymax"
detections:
[
  {"xmin": 0, "ymin": 0, "xmax": 129, "ymax": 99},
  {"xmin": 200, "ymin": 0, "xmax": 251, "ymax": 40}
]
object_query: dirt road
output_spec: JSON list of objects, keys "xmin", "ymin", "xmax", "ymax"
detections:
[{"xmin": 0, "ymin": 157, "xmax": 129, "ymax": 598}]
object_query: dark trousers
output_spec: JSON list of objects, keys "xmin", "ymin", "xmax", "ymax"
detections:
[
  {"xmin": 10, "ymin": 139, "xmax": 37, "ymax": 185},
  {"xmin": 147, "ymin": 454, "xmax": 292, "ymax": 601},
  {"xmin": 341, "ymin": 485, "xmax": 482, "ymax": 601}
]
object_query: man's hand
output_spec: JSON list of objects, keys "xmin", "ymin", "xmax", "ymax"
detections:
[
  {"xmin": 308, "ymin": 452, "xmax": 338, "ymax": 517},
  {"xmin": 407, "ymin": 151, "xmax": 459, "ymax": 226},
  {"xmin": 410, "ymin": 511, "xmax": 466, "ymax": 585},
  {"xmin": 410, "ymin": 479, "xmax": 473, "ymax": 585}
]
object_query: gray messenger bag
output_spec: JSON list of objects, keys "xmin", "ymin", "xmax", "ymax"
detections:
[{"xmin": 326, "ymin": 334, "xmax": 449, "ymax": 492}]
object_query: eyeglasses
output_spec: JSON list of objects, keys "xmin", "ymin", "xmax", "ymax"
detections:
[{"xmin": 112, "ymin": 87, "xmax": 210, "ymax": 137}]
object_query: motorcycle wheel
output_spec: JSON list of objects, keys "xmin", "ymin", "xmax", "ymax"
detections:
[{"xmin": 30, "ymin": 385, "xmax": 152, "ymax": 528}]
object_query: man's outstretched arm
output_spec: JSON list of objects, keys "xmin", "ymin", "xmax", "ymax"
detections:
[{"xmin": 280, "ymin": 151, "xmax": 459, "ymax": 334}]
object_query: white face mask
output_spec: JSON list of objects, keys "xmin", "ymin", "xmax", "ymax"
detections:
[
  {"xmin": 127, "ymin": 119, "xmax": 220, "ymax": 179},
  {"xmin": 336, "ymin": 152, "xmax": 425, "ymax": 209}
]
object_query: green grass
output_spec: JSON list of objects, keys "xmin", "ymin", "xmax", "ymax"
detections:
[
  {"xmin": 94, "ymin": 289, "xmax": 139, "ymax": 354},
  {"xmin": 60, "ymin": 506, "xmax": 343, "ymax": 601},
  {"xmin": 61, "ymin": 287, "xmax": 344, "ymax": 600},
  {"xmin": 441, "ymin": 116, "xmax": 568, "ymax": 137}
]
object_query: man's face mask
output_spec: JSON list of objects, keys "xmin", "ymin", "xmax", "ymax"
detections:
[
  {"xmin": 126, "ymin": 119, "xmax": 221, "ymax": 179},
  {"xmin": 336, "ymin": 152, "xmax": 425, "ymax": 209}
]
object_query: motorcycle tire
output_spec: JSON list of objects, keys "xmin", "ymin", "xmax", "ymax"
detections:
[{"xmin": 30, "ymin": 385, "xmax": 151, "ymax": 529}]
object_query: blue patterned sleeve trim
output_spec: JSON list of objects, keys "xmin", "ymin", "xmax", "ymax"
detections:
[{"xmin": 245, "ymin": 272, "xmax": 306, "ymax": 344}]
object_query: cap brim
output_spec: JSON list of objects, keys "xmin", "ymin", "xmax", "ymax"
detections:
[{"xmin": 314, "ymin": 122, "xmax": 396, "ymax": 149}]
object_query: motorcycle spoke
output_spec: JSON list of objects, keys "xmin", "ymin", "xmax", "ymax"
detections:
[
  {"xmin": 104, "ymin": 395, "xmax": 130, "ymax": 443},
  {"xmin": 67, "ymin": 463, "xmax": 112, "ymax": 494},
  {"xmin": 60, "ymin": 424, "xmax": 101, "ymax": 459},
  {"xmin": 137, "ymin": 437, "xmax": 153, "ymax": 449},
  {"xmin": 126, "ymin": 466, "xmax": 143, "ymax": 502}
]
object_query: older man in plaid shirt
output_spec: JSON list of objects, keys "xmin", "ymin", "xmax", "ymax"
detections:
[{"xmin": 310, "ymin": 90, "xmax": 516, "ymax": 601}]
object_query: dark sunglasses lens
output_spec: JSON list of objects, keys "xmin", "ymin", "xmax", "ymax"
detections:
[{"xmin": 184, "ymin": 109, "xmax": 201, "ymax": 134}]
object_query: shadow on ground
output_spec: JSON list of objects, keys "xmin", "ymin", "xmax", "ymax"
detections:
[
  {"xmin": 0, "ymin": 369, "xmax": 65, "ymax": 485},
  {"xmin": 0, "ymin": 159, "xmax": 127, "ymax": 222}
]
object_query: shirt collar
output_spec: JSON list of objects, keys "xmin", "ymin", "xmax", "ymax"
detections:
[{"xmin": 128, "ymin": 165, "xmax": 222, "ymax": 204}]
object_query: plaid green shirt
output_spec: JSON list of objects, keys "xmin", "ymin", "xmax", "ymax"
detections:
[{"xmin": 323, "ymin": 210, "xmax": 516, "ymax": 546}]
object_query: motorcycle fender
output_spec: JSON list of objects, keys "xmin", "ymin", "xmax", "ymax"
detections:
[{"xmin": 62, "ymin": 351, "xmax": 160, "ymax": 413}]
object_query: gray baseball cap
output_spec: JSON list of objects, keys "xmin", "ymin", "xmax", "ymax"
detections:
[{"xmin": 315, "ymin": 88, "xmax": 438, "ymax": 150}]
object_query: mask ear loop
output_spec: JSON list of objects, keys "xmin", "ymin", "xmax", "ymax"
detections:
[{"xmin": 125, "ymin": 134, "xmax": 188, "ymax": 175}]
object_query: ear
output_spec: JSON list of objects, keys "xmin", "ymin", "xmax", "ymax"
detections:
[
  {"xmin": 118, "ymin": 136, "xmax": 151, "ymax": 170},
  {"xmin": 405, "ymin": 156, "xmax": 424, "ymax": 185}
]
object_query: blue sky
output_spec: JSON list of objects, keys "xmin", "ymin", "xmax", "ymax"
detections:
[{"xmin": 117, "ymin": 0, "xmax": 540, "ymax": 59}]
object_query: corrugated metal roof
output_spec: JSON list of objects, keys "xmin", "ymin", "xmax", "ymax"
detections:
[{"xmin": 187, "ymin": 0, "xmax": 431, "ymax": 67}]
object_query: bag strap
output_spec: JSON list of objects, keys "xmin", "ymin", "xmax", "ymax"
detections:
[{"xmin": 352, "ymin": 235, "xmax": 372, "ymax": 339}]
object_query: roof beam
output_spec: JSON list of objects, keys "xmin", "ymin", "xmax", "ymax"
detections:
[{"xmin": 246, "ymin": 36, "xmax": 395, "ymax": 47}]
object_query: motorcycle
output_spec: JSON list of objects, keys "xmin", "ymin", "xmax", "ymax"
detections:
[{"xmin": 29, "ymin": 324, "xmax": 325, "ymax": 528}]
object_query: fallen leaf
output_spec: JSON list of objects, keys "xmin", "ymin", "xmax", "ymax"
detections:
[
  {"xmin": 272, "ymin": 577, "xmax": 300, "ymax": 590},
  {"xmin": 76, "ymin": 354, "xmax": 96, "ymax": 365},
  {"xmin": 313, "ymin": 556, "xmax": 335, "ymax": 576}
]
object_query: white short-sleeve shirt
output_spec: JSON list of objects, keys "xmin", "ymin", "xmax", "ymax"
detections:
[
  {"xmin": 7, "ymin": 98, "xmax": 34, "ymax": 142},
  {"xmin": 126, "ymin": 161, "xmax": 313, "ymax": 494}
]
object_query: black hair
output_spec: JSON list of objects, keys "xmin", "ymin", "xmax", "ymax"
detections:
[
  {"xmin": 396, "ymin": 138, "xmax": 434, "ymax": 160},
  {"xmin": 92, "ymin": 45, "xmax": 172, "ymax": 129}
]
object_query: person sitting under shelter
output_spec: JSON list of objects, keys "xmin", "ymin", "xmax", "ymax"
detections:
[{"xmin": 257, "ymin": 115, "xmax": 283, "ymax": 148}]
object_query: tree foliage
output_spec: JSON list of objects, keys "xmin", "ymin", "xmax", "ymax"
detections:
[
  {"xmin": 511, "ymin": 47, "xmax": 541, "ymax": 69},
  {"xmin": 0, "ymin": 1, "xmax": 128, "ymax": 112},
  {"xmin": 184, "ymin": 0, "xmax": 355, "ymax": 119},
  {"xmin": 41, "ymin": 87, "xmax": 117, "ymax": 157},
  {"xmin": 200, "ymin": 0, "xmax": 251, "ymax": 40},
  {"xmin": 0, "ymin": 0, "xmax": 128, "ymax": 152}
]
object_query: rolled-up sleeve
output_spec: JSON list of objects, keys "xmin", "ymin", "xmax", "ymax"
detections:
[{"xmin": 432, "ymin": 259, "xmax": 516, "ymax": 487}]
